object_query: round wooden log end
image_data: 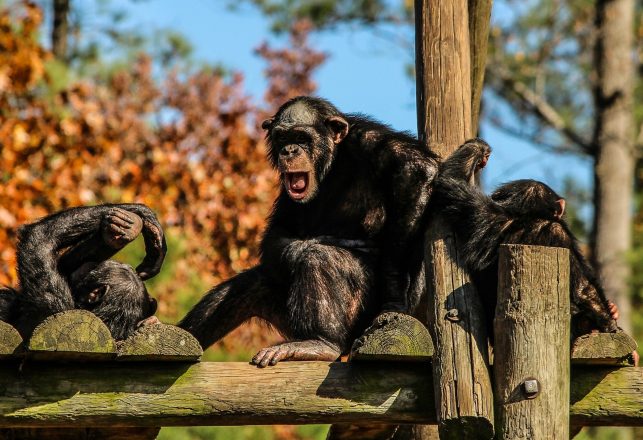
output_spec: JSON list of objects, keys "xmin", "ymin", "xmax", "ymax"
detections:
[
  {"xmin": 28, "ymin": 310, "xmax": 117, "ymax": 359},
  {"xmin": 350, "ymin": 312, "xmax": 433, "ymax": 362},
  {"xmin": 0, "ymin": 320, "xmax": 23, "ymax": 357},
  {"xmin": 117, "ymin": 323, "xmax": 202, "ymax": 361}
]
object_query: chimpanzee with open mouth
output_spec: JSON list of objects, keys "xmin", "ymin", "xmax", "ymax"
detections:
[{"xmin": 180, "ymin": 96, "xmax": 439, "ymax": 366}]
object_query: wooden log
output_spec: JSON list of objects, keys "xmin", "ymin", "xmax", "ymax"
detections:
[
  {"xmin": 117, "ymin": 323, "xmax": 202, "ymax": 361},
  {"xmin": 424, "ymin": 219, "xmax": 494, "ymax": 439},
  {"xmin": 0, "ymin": 321, "xmax": 23, "ymax": 358},
  {"xmin": 570, "ymin": 366, "xmax": 643, "ymax": 427},
  {"xmin": 494, "ymin": 244, "xmax": 571, "ymax": 439},
  {"xmin": 27, "ymin": 310, "xmax": 116, "ymax": 361},
  {"xmin": 0, "ymin": 361, "xmax": 638, "ymax": 427},
  {"xmin": 468, "ymin": 0, "xmax": 492, "ymax": 134},
  {"xmin": 572, "ymin": 331, "xmax": 638, "ymax": 365},
  {"xmin": 0, "ymin": 428, "xmax": 160, "ymax": 440},
  {"xmin": 0, "ymin": 361, "xmax": 434, "ymax": 427},
  {"xmin": 350, "ymin": 312, "xmax": 433, "ymax": 362}
]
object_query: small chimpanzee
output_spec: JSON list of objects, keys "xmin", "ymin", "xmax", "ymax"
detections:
[
  {"xmin": 433, "ymin": 139, "xmax": 618, "ymax": 338},
  {"xmin": 180, "ymin": 96, "xmax": 439, "ymax": 366},
  {"xmin": 0, "ymin": 204, "xmax": 166, "ymax": 340}
]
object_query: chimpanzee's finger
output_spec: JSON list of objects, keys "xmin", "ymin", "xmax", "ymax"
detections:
[
  {"xmin": 107, "ymin": 223, "xmax": 128, "ymax": 236},
  {"xmin": 136, "ymin": 220, "xmax": 167, "ymax": 280},
  {"xmin": 106, "ymin": 215, "xmax": 133, "ymax": 230},
  {"xmin": 109, "ymin": 208, "xmax": 137, "ymax": 224}
]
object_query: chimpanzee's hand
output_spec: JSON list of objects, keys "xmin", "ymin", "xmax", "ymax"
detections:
[
  {"xmin": 102, "ymin": 208, "xmax": 144, "ymax": 249},
  {"xmin": 124, "ymin": 204, "xmax": 167, "ymax": 280}
]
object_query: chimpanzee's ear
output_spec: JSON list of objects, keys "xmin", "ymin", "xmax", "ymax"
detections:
[
  {"xmin": 554, "ymin": 198, "xmax": 566, "ymax": 219},
  {"xmin": 325, "ymin": 116, "xmax": 349, "ymax": 144},
  {"xmin": 261, "ymin": 118, "xmax": 274, "ymax": 130},
  {"xmin": 88, "ymin": 285, "xmax": 109, "ymax": 304}
]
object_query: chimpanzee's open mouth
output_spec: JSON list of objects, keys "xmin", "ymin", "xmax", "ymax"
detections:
[{"xmin": 284, "ymin": 172, "xmax": 309, "ymax": 200}]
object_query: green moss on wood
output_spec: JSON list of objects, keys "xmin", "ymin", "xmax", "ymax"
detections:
[
  {"xmin": 117, "ymin": 323, "xmax": 202, "ymax": 361},
  {"xmin": 0, "ymin": 321, "xmax": 23, "ymax": 358},
  {"xmin": 28, "ymin": 310, "xmax": 116, "ymax": 360}
]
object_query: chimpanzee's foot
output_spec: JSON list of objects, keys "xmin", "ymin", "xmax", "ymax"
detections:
[
  {"xmin": 251, "ymin": 340, "xmax": 341, "ymax": 368},
  {"xmin": 137, "ymin": 315, "xmax": 161, "ymax": 327}
]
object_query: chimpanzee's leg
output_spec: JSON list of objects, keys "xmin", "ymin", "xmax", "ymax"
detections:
[
  {"xmin": 178, "ymin": 267, "xmax": 284, "ymax": 349},
  {"xmin": 250, "ymin": 240, "xmax": 378, "ymax": 367}
]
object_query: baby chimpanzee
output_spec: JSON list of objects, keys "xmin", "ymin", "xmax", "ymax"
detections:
[
  {"xmin": 434, "ymin": 139, "xmax": 618, "ymax": 339},
  {"xmin": 0, "ymin": 204, "xmax": 166, "ymax": 340}
]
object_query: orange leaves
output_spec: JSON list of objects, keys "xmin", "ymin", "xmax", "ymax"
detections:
[{"xmin": 0, "ymin": 4, "xmax": 325, "ymax": 330}]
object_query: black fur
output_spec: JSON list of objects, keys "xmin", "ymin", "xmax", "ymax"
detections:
[
  {"xmin": 434, "ymin": 139, "xmax": 618, "ymax": 338},
  {"xmin": 0, "ymin": 204, "xmax": 165, "ymax": 340},
  {"xmin": 180, "ymin": 96, "xmax": 439, "ymax": 366}
]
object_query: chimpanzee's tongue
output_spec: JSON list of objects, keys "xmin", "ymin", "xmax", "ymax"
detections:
[{"xmin": 290, "ymin": 173, "xmax": 307, "ymax": 190}]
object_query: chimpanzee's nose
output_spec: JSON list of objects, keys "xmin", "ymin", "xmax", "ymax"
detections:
[{"xmin": 280, "ymin": 145, "xmax": 301, "ymax": 157}]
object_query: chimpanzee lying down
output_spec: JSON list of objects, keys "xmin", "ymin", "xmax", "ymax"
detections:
[
  {"xmin": 0, "ymin": 204, "xmax": 166, "ymax": 340},
  {"xmin": 433, "ymin": 139, "xmax": 620, "ymax": 339},
  {"xmin": 179, "ymin": 96, "xmax": 440, "ymax": 366}
]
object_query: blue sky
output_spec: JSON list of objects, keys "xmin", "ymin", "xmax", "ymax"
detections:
[{"xmin": 108, "ymin": 0, "xmax": 593, "ymax": 206}]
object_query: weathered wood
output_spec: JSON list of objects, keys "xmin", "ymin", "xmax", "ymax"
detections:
[
  {"xmin": 468, "ymin": 0, "xmax": 492, "ymax": 134},
  {"xmin": 0, "ymin": 321, "xmax": 22, "ymax": 358},
  {"xmin": 572, "ymin": 331, "xmax": 638, "ymax": 365},
  {"xmin": 0, "ymin": 428, "xmax": 160, "ymax": 439},
  {"xmin": 28, "ymin": 310, "xmax": 116, "ymax": 361},
  {"xmin": 350, "ymin": 312, "xmax": 433, "ymax": 362},
  {"xmin": 570, "ymin": 366, "xmax": 643, "ymax": 427},
  {"xmin": 117, "ymin": 323, "xmax": 202, "ymax": 361},
  {"xmin": 424, "ymin": 219, "xmax": 494, "ymax": 439},
  {"xmin": 415, "ymin": 0, "xmax": 473, "ymax": 156},
  {"xmin": 416, "ymin": 1, "xmax": 494, "ymax": 438},
  {"xmin": 494, "ymin": 244, "xmax": 571, "ymax": 439},
  {"xmin": 0, "ymin": 361, "xmax": 638, "ymax": 427},
  {"xmin": 0, "ymin": 361, "xmax": 434, "ymax": 427}
]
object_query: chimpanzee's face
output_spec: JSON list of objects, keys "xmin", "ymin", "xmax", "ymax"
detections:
[
  {"xmin": 491, "ymin": 180, "xmax": 565, "ymax": 220},
  {"xmin": 262, "ymin": 98, "xmax": 348, "ymax": 203}
]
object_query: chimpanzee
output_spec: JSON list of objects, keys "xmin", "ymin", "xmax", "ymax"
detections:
[
  {"xmin": 179, "ymin": 96, "xmax": 439, "ymax": 366},
  {"xmin": 434, "ymin": 139, "xmax": 618, "ymax": 338},
  {"xmin": 0, "ymin": 204, "xmax": 166, "ymax": 340}
]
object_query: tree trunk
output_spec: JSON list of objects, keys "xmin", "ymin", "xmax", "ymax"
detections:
[
  {"xmin": 51, "ymin": 0, "xmax": 70, "ymax": 61},
  {"xmin": 591, "ymin": 0, "xmax": 635, "ymax": 334}
]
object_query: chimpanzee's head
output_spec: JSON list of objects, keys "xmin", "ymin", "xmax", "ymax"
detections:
[
  {"xmin": 491, "ymin": 179, "xmax": 565, "ymax": 220},
  {"xmin": 70, "ymin": 260, "xmax": 157, "ymax": 339},
  {"xmin": 262, "ymin": 96, "xmax": 349, "ymax": 203}
]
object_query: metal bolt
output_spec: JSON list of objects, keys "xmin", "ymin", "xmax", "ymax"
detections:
[
  {"xmin": 522, "ymin": 378, "xmax": 540, "ymax": 399},
  {"xmin": 445, "ymin": 309, "xmax": 460, "ymax": 322}
]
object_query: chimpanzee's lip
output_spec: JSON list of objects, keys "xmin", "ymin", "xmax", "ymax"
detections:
[{"xmin": 283, "ymin": 171, "xmax": 310, "ymax": 201}]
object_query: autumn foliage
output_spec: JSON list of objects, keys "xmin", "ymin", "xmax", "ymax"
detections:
[{"xmin": 0, "ymin": 2, "xmax": 326, "ymax": 335}]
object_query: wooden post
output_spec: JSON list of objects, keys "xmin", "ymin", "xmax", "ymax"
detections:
[
  {"xmin": 415, "ymin": 0, "xmax": 494, "ymax": 438},
  {"xmin": 494, "ymin": 245, "xmax": 571, "ymax": 439}
]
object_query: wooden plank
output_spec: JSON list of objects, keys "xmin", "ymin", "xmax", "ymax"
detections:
[
  {"xmin": 572, "ymin": 332, "xmax": 638, "ymax": 365},
  {"xmin": 0, "ymin": 361, "xmax": 638, "ymax": 427},
  {"xmin": 117, "ymin": 323, "xmax": 202, "ymax": 362},
  {"xmin": 28, "ymin": 310, "xmax": 116, "ymax": 361},
  {"xmin": 494, "ymin": 244, "xmax": 571, "ymax": 439},
  {"xmin": 350, "ymin": 312, "xmax": 433, "ymax": 362},
  {"xmin": 0, "ymin": 428, "xmax": 160, "ymax": 440}
]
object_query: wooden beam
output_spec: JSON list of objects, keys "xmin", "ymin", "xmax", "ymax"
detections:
[
  {"xmin": 494, "ymin": 245, "xmax": 571, "ymax": 439},
  {"xmin": 468, "ymin": 0, "xmax": 492, "ymax": 134},
  {"xmin": 0, "ymin": 361, "xmax": 639, "ymax": 427}
]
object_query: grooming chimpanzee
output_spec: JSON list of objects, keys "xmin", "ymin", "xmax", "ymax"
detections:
[
  {"xmin": 0, "ymin": 204, "xmax": 166, "ymax": 340},
  {"xmin": 180, "ymin": 96, "xmax": 439, "ymax": 366},
  {"xmin": 434, "ymin": 139, "xmax": 619, "ymax": 338}
]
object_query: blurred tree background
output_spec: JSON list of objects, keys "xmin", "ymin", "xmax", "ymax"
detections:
[{"xmin": 0, "ymin": 1, "xmax": 640, "ymax": 439}]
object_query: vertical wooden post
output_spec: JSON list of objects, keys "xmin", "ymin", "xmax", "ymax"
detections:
[
  {"xmin": 494, "ymin": 244, "xmax": 570, "ymax": 439},
  {"xmin": 416, "ymin": 1, "xmax": 494, "ymax": 439}
]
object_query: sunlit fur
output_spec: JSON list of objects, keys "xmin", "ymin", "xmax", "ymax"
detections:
[{"xmin": 180, "ymin": 96, "xmax": 439, "ymax": 365}]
